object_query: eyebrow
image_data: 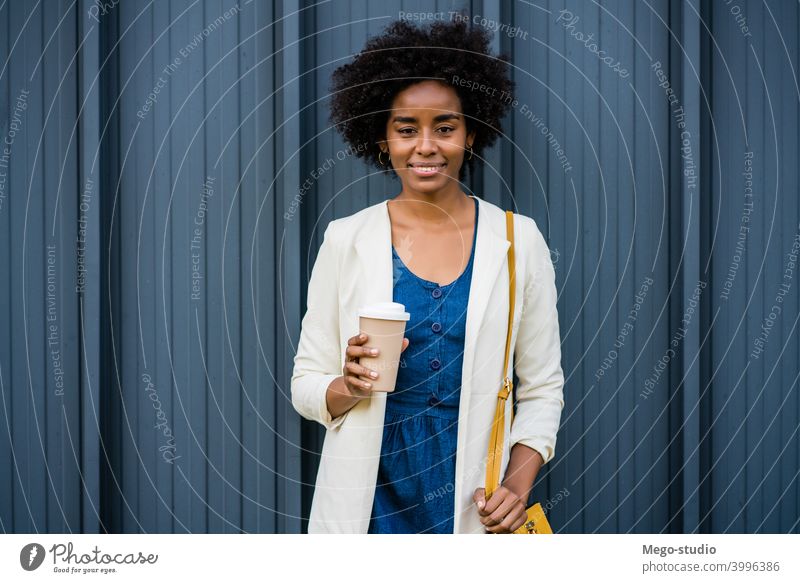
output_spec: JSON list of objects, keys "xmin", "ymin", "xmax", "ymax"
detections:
[{"xmin": 391, "ymin": 113, "xmax": 461, "ymax": 123}]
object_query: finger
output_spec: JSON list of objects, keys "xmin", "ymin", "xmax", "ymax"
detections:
[
  {"xmin": 481, "ymin": 510, "xmax": 502, "ymax": 527},
  {"xmin": 345, "ymin": 375, "xmax": 373, "ymax": 392},
  {"xmin": 484, "ymin": 509, "xmax": 513, "ymax": 532},
  {"xmin": 345, "ymin": 361, "xmax": 379, "ymax": 380},
  {"xmin": 485, "ymin": 492, "xmax": 518, "ymax": 525},
  {"xmin": 485, "ymin": 522, "xmax": 508, "ymax": 534},
  {"xmin": 500, "ymin": 509, "xmax": 525, "ymax": 533},
  {"xmin": 360, "ymin": 345, "xmax": 379, "ymax": 358},
  {"xmin": 509, "ymin": 512, "xmax": 528, "ymax": 533},
  {"xmin": 487, "ymin": 509, "xmax": 526, "ymax": 534},
  {"xmin": 348, "ymin": 333, "xmax": 367, "ymax": 346},
  {"xmin": 483, "ymin": 486, "xmax": 513, "ymax": 515},
  {"xmin": 472, "ymin": 488, "xmax": 487, "ymax": 514},
  {"xmin": 400, "ymin": 337, "xmax": 409, "ymax": 352},
  {"xmin": 345, "ymin": 343, "xmax": 372, "ymax": 361}
]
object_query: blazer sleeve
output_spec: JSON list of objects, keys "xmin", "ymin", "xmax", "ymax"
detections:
[
  {"xmin": 508, "ymin": 216, "xmax": 565, "ymax": 464},
  {"xmin": 290, "ymin": 221, "xmax": 350, "ymax": 431}
]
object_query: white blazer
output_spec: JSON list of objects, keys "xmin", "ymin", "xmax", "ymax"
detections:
[{"xmin": 291, "ymin": 195, "xmax": 564, "ymax": 534}]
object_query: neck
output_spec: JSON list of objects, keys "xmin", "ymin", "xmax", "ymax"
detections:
[{"xmin": 393, "ymin": 183, "xmax": 470, "ymax": 224}]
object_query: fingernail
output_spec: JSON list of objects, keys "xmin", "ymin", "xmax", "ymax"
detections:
[
  {"xmin": 371, "ymin": 349, "xmax": 378, "ymax": 355},
  {"xmin": 360, "ymin": 334, "xmax": 366, "ymax": 340},
  {"xmin": 364, "ymin": 382, "xmax": 372, "ymax": 388},
  {"xmin": 478, "ymin": 501, "xmax": 484, "ymax": 509},
  {"xmin": 370, "ymin": 371, "xmax": 378, "ymax": 378}
]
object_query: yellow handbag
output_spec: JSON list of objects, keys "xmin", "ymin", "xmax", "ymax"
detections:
[{"xmin": 483, "ymin": 210, "xmax": 554, "ymax": 534}]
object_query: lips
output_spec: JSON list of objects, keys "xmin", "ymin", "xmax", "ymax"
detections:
[{"xmin": 408, "ymin": 162, "xmax": 447, "ymax": 176}]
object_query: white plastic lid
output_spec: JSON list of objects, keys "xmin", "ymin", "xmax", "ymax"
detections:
[{"xmin": 358, "ymin": 301, "xmax": 410, "ymax": 321}]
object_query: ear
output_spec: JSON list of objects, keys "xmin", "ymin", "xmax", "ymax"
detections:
[{"xmin": 467, "ymin": 130, "xmax": 477, "ymax": 150}]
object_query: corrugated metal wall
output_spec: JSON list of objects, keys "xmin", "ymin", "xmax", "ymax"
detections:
[
  {"xmin": 0, "ymin": 0, "xmax": 102, "ymax": 533},
  {"xmin": 1, "ymin": 0, "xmax": 797, "ymax": 534}
]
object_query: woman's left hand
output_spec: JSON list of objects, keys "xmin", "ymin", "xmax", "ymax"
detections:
[{"xmin": 473, "ymin": 486, "xmax": 528, "ymax": 533}]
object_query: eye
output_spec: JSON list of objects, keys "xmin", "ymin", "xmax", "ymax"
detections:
[
  {"xmin": 437, "ymin": 126, "xmax": 455, "ymax": 134},
  {"xmin": 398, "ymin": 127, "xmax": 416, "ymax": 135}
]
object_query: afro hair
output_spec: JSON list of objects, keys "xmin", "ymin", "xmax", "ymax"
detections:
[{"xmin": 328, "ymin": 16, "xmax": 516, "ymax": 181}]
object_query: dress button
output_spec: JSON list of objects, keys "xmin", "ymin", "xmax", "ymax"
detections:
[
  {"xmin": 428, "ymin": 396, "xmax": 440, "ymax": 406},
  {"xmin": 431, "ymin": 322, "xmax": 442, "ymax": 333},
  {"xmin": 430, "ymin": 358, "xmax": 441, "ymax": 370},
  {"xmin": 431, "ymin": 288, "xmax": 443, "ymax": 299}
]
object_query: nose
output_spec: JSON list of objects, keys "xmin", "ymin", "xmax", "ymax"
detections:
[{"xmin": 415, "ymin": 128, "xmax": 438, "ymax": 156}]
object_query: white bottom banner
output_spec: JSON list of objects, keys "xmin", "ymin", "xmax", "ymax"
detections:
[{"xmin": 1, "ymin": 534, "xmax": 797, "ymax": 582}]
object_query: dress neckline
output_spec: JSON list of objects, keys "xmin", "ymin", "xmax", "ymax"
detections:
[{"xmin": 391, "ymin": 196, "xmax": 479, "ymax": 288}]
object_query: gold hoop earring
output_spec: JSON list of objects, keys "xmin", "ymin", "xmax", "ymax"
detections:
[
  {"xmin": 379, "ymin": 150, "xmax": 390, "ymax": 166},
  {"xmin": 467, "ymin": 145, "xmax": 474, "ymax": 161}
]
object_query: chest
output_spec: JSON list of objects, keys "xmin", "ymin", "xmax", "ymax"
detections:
[{"xmin": 391, "ymin": 223, "xmax": 475, "ymax": 287}]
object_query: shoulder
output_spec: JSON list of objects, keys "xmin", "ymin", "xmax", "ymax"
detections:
[
  {"xmin": 477, "ymin": 197, "xmax": 537, "ymax": 236},
  {"xmin": 480, "ymin": 199, "xmax": 549, "ymax": 257},
  {"xmin": 516, "ymin": 213, "xmax": 549, "ymax": 257},
  {"xmin": 323, "ymin": 200, "xmax": 386, "ymax": 245},
  {"xmin": 503, "ymin": 209, "xmax": 556, "ymax": 289},
  {"xmin": 475, "ymin": 197, "xmax": 551, "ymax": 255}
]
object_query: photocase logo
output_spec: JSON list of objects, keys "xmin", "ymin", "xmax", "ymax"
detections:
[{"xmin": 20, "ymin": 543, "xmax": 46, "ymax": 571}]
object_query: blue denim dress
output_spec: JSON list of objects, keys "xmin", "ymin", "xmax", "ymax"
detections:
[{"xmin": 368, "ymin": 197, "xmax": 478, "ymax": 534}]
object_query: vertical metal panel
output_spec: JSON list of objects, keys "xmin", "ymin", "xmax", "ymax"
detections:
[
  {"xmin": 0, "ymin": 0, "xmax": 95, "ymax": 532},
  {"xmin": 98, "ymin": 0, "xmax": 123, "ymax": 534},
  {"xmin": 117, "ymin": 0, "xmax": 146, "ymax": 533},
  {"xmin": 279, "ymin": 0, "xmax": 303, "ymax": 535},
  {"xmin": 10, "ymin": 0, "xmax": 46, "ymax": 535},
  {"xmin": 771, "ymin": 0, "xmax": 800, "ymax": 536},
  {"xmin": 680, "ymin": 0, "xmax": 702, "ymax": 534},
  {"xmin": 253, "ymin": 0, "xmax": 281, "ymax": 534},
  {"xmin": 0, "ymin": 0, "xmax": 11, "ymax": 533},
  {"xmin": 241, "ymin": 0, "xmax": 279, "ymax": 535},
  {"xmin": 78, "ymin": 0, "xmax": 103, "ymax": 534},
  {"xmin": 708, "ymin": 0, "xmax": 800, "ymax": 534}
]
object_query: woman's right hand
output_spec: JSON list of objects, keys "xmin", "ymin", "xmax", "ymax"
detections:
[{"xmin": 343, "ymin": 333, "xmax": 409, "ymax": 397}]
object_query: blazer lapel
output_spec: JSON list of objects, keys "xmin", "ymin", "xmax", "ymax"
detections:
[
  {"xmin": 461, "ymin": 197, "xmax": 511, "ymax": 392},
  {"xmin": 354, "ymin": 200, "xmax": 393, "ymax": 306}
]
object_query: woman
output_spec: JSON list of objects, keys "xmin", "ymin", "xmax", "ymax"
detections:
[{"xmin": 291, "ymin": 18, "xmax": 564, "ymax": 534}]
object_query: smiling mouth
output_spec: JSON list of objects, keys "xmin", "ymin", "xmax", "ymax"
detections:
[{"xmin": 408, "ymin": 163, "xmax": 447, "ymax": 176}]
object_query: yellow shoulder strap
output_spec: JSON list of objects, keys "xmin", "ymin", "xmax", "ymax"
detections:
[{"xmin": 484, "ymin": 210, "xmax": 516, "ymax": 499}]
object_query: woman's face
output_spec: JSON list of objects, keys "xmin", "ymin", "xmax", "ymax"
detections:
[{"xmin": 381, "ymin": 80, "xmax": 475, "ymax": 194}]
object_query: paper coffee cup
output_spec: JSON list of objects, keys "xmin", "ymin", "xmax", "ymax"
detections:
[{"xmin": 357, "ymin": 302, "xmax": 409, "ymax": 392}]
